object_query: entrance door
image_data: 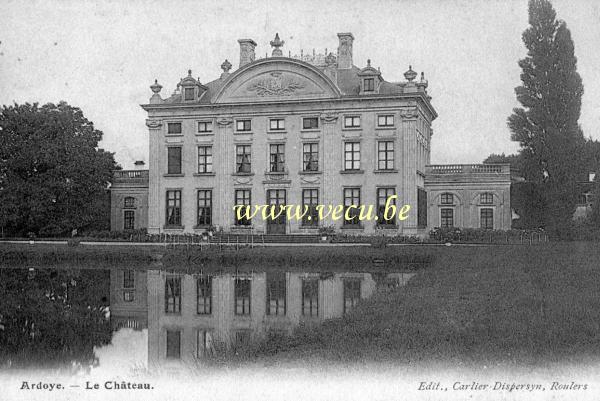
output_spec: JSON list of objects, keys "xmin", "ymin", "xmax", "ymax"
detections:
[{"xmin": 266, "ymin": 189, "xmax": 286, "ymax": 234}]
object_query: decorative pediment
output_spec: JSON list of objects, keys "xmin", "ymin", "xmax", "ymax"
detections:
[{"xmin": 213, "ymin": 58, "xmax": 341, "ymax": 103}]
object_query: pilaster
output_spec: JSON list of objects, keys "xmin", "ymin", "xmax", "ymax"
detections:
[
  {"xmin": 146, "ymin": 119, "xmax": 163, "ymax": 234},
  {"xmin": 401, "ymin": 108, "xmax": 418, "ymax": 233},
  {"xmin": 216, "ymin": 116, "xmax": 233, "ymax": 230},
  {"xmin": 320, "ymin": 112, "xmax": 338, "ymax": 227}
]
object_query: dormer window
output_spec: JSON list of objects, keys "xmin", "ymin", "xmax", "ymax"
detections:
[
  {"xmin": 184, "ymin": 87, "xmax": 195, "ymax": 101},
  {"xmin": 364, "ymin": 78, "xmax": 375, "ymax": 92}
]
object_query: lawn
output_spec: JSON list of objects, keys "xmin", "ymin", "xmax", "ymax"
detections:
[{"xmin": 237, "ymin": 241, "xmax": 600, "ymax": 368}]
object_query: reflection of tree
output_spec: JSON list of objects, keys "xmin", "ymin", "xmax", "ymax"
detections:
[{"xmin": 0, "ymin": 268, "xmax": 111, "ymax": 369}]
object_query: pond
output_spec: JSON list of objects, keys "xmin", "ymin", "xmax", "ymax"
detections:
[{"xmin": 0, "ymin": 266, "xmax": 415, "ymax": 374}]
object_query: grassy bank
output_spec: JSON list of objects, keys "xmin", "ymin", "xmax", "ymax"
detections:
[{"xmin": 233, "ymin": 242, "xmax": 600, "ymax": 367}]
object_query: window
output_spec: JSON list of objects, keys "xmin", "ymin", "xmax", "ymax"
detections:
[
  {"xmin": 440, "ymin": 208, "xmax": 454, "ymax": 228},
  {"xmin": 303, "ymin": 143, "xmax": 319, "ymax": 172},
  {"xmin": 167, "ymin": 122, "xmax": 182, "ymax": 135},
  {"xmin": 269, "ymin": 144, "xmax": 285, "ymax": 173},
  {"xmin": 417, "ymin": 188, "xmax": 428, "ymax": 228},
  {"xmin": 197, "ymin": 275, "xmax": 212, "ymax": 315},
  {"xmin": 234, "ymin": 189, "xmax": 251, "ymax": 226},
  {"xmin": 236, "ymin": 119, "xmax": 251, "ymax": 132},
  {"xmin": 440, "ymin": 193, "xmax": 454, "ymax": 205},
  {"xmin": 269, "ymin": 118, "xmax": 285, "ymax": 131},
  {"xmin": 197, "ymin": 190, "xmax": 212, "ymax": 226},
  {"xmin": 302, "ymin": 279, "xmax": 319, "ymax": 316},
  {"xmin": 123, "ymin": 210, "xmax": 135, "ymax": 230},
  {"xmin": 378, "ymin": 115, "xmax": 394, "ymax": 127},
  {"xmin": 236, "ymin": 145, "xmax": 251, "ymax": 173},
  {"xmin": 344, "ymin": 142, "xmax": 360, "ymax": 171},
  {"xmin": 184, "ymin": 87, "xmax": 195, "ymax": 101},
  {"xmin": 234, "ymin": 277, "xmax": 251, "ymax": 315},
  {"xmin": 198, "ymin": 121, "xmax": 212, "ymax": 133},
  {"xmin": 266, "ymin": 273, "xmax": 286, "ymax": 316},
  {"xmin": 364, "ymin": 78, "xmax": 375, "ymax": 92},
  {"xmin": 196, "ymin": 330, "xmax": 214, "ymax": 358},
  {"xmin": 344, "ymin": 116, "xmax": 361, "ymax": 128},
  {"xmin": 167, "ymin": 147, "xmax": 182, "ymax": 175},
  {"xmin": 343, "ymin": 188, "xmax": 361, "ymax": 226},
  {"xmin": 166, "ymin": 330, "xmax": 181, "ymax": 359},
  {"xmin": 302, "ymin": 117, "xmax": 319, "ymax": 129},
  {"xmin": 165, "ymin": 276, "xmax": 181, "ymax": 313},
  {"xmin": 197, "ymin": 146, "xmax": 213, "ymax": 173},
  {"xmin": 124, "ymin": 197, "xmax": 135, "ymax": 208},
  {"xmin": 377, "ymin": 188, "xmax": 396, "ymax": 226},
  {"xmin": 481, "ymin": 208, "xmax": 494, "ymax": 230},
  {"xmin": 302, "ymin": 189, "xmax": 319, "ymax": 226},
  {"xmin": 166, "ymin": 190, "xmax": 182, "ymax": 226},
  {"xmin": 480, "ymin": 193, "xmax": 494, "ymax": 205},
  {"xmin": 343, "ymin": 279, "xmax": 361, "ymax": 314},
  {"xmin": 377, "ymin": 141, "xmax": 394, "ymax": 170}
]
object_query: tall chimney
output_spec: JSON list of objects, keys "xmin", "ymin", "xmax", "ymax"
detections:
[
  {"xmin": 238, "ymin": 39, "xmax": 257, "ymax": 68},
  {"xmin": 337, "ymin": 32, "xmax": 354, "ymax": 69}
]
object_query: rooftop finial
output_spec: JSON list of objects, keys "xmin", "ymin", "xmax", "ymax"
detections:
[
  {"xmin": 270, "ymin": 33, "xmax": 284, "ymax": 56},
  {"xmin": 221, "ymin": 59, "xmax": 232, "ymax": 73},
  {"xmin": 188, "ymin": 69, "xmax": 192, "ymax": 76},
  {"xmin": 150, "ymin": 79, "xmax": 162, "ymax": 94},
  {"xmin": 367, "ymin": 59, "xmax": 371, "ymax": 67},
  {"xmin": 404, "ymin": 65, "xmax": 417, "ymax": 82}
]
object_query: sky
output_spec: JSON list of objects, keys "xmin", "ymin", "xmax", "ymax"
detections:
[{"xmin": 1, "ymin": 0, "xmax": 599, "ymax": 168}]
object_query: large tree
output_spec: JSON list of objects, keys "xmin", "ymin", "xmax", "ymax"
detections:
[
  {"xmin": 0, "ymin": 102, "xmax": 117, "ymax": 236},
  {"xmin": 508, "ymin": 0, "xmax": 585, "ymax": 237}
]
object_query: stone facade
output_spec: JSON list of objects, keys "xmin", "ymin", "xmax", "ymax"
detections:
[
  {"xmin": 424, "ymin": 164, "xmax": 512, "ymax": 230},
  {"xmin": 141, "ymin": 32, "xmax": 436, "ymax": 235},
  {"xmin": 110, "ymin": 169, "xmax": 149, "ymax": 231}
]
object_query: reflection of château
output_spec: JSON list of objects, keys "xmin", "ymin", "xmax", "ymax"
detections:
[
  {"xmin": 110, "ymin": 270, "xmax": 148, "ymax": 331},
  {"xmin": 144, "ymin": 270, "xmax": 412, "ymax": 367}
]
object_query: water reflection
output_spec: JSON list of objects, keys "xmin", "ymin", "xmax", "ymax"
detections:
[{"xmin": 0, "ymin": 267, "xmax": 415, "ymax": 372}]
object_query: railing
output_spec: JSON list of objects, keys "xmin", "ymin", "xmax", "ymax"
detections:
[
  {"xmin": 113, "ymin": 170, "xmax": 149, "ymax": 180},
  {"xmin": 426, "ymin": 164, "xmax": 509, "ymax": 175}
]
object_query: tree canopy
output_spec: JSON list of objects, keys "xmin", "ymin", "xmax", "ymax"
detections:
[
  {"xmin": 507, "ymin": 0, "xmax": 585, "ymax": 237},
  {"xmin": 0, "ymin": 102, "xmax": 117, "ymax": 236}
]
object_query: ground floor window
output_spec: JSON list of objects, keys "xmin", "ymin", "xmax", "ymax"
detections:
[
  {"xmin": 124, "ymin": 210, "xmax": 135, "ymax": 230},
  {"xmin": 480, "ymin": 208, "xmax": 494, "ymax": 229},
  {"xmin": 417, "ymin": 188, "xmax": 427, "ymax": 228},
  {"xmin": 376, "ymin": 187, "xmax": 396, "ymax": 226},
  {"xmin": 440, "ymin": 208, "xmax": 454, "ymax": 228},
  {"xmin": 166, "ymin": 190, "xmax": 182, "ymax": 226},
  {"xmin": 302, "ymin": 189, "xmax": 319, "ymax": 226},
  {"xmin": 234, "ymin": 189, "xmax": 251, "ymax": 226},
  {"xmin": 197, "ymin": 275, "xmax": 212, "ymax": 315},
  {"xmin": 343, "ymin": 188, "xmax": 361, "ymax": 226},
  {"xmin": 166, "ymin": 330, "xmax": 181, "ymax": 359}
]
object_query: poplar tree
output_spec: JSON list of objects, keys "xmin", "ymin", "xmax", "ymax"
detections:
[{"xmin": 508, "ymin": 0, "xmax": 584, "ymax": 237}]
